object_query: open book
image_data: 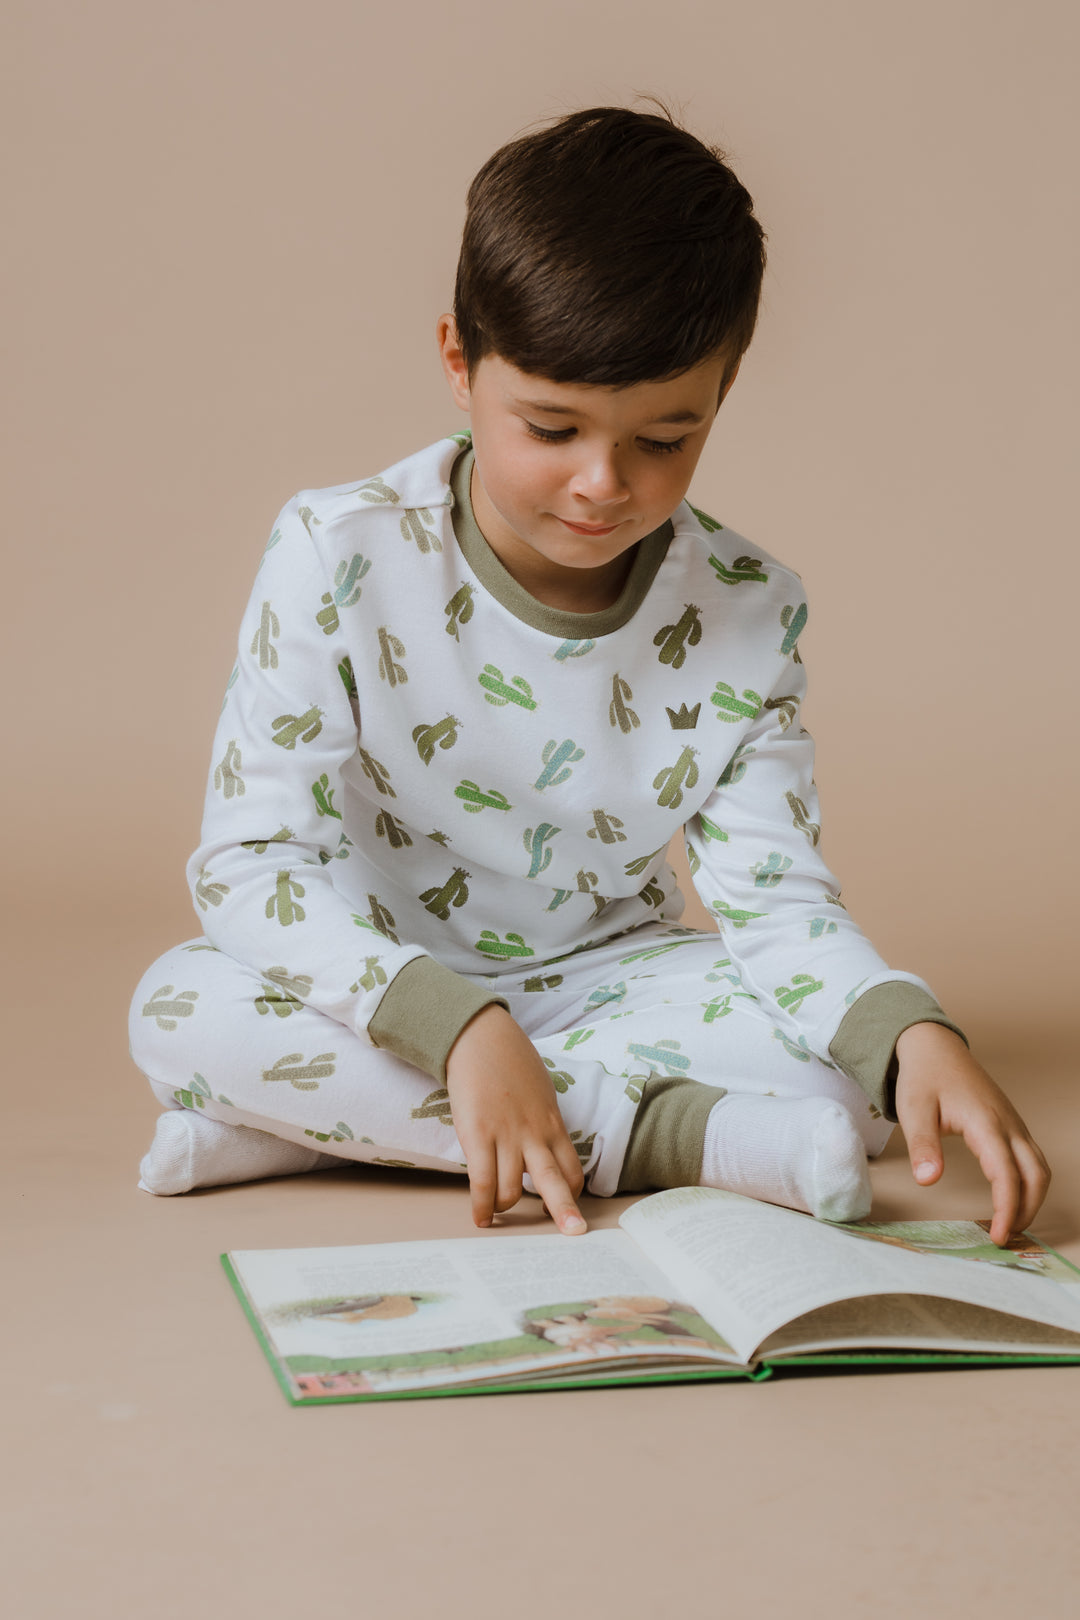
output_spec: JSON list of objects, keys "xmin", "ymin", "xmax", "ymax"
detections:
[{"xmin": 222, "ymin": 1187, "xmax": 1080, "ymax": 1404}]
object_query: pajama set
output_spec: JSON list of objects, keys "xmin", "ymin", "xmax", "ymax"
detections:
[{"xmin": 128, "ymin": 430, "xmax": 966, "ymax": 1194}]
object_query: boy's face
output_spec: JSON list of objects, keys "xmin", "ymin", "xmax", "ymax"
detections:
[{"xmin": 437, "ymin": 315, "xmax": 739, "ymax": 608}]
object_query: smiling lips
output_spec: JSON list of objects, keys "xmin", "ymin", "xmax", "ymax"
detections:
[{"xmin": 559, "ymin": 518, "xmax": 621, "ymax": 535}]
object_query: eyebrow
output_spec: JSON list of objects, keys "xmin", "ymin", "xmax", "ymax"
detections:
[{"xmin": 514, "ymin": 396, "xmax": 707, "ymax": 426}]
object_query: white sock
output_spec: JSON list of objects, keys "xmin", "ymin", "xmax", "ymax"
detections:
[
  {"xmin": 700, "ymin": 1093, "xmax": 872, "ymax": 1222},
  {"xmin": 138, "ymin": 1110, "xmax": 343, "ymax": 1196}
]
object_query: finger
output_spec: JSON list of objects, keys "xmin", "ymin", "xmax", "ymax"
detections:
[
  {"xmin": 898, "ymin": 1091, "xmax": 944, "ymax": 1184},
  {"xmin": 493, "ymin": 1147, "xmax": 525, "ymax": 1216},
  {"xmin": 552, "ymin": 1133, "xmax": 587, "ymax": 1200},
  {"xmin": 528, "ymin": 1150, "xmax": 587, "ymax": 1235},
  {"xmin": 466, "ymin": 1144, "xmax": 498, "ymax": 1229},
  {"xmin": 976, "ymin": 1136, "xmax": 1023, "ymax": 1247},
  {"xmin": 1009, "ymin": 1135, "xmax": 1053, "ymax": 1236}
]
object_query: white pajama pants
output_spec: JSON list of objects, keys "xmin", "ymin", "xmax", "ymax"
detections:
[{"xmin": 128, "ymin": 921, "xmax": 894, "ymax": 1197}]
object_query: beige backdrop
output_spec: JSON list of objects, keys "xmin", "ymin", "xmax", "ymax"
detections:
[{"xmin": 6, "ymin": 5, "xmax": 1080, "ymax": 1618}]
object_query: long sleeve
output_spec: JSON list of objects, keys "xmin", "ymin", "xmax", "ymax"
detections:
[
  {"xmin": 185, "ymin": 494, "xmax": 505, "ymax": 1076},
  {"xmin": 683, "ymin": 600, "xmax": 966, "ymax": 1120}
]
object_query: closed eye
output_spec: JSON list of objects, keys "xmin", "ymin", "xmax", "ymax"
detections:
[{"xmin": 524, "ymin": 422, "xmax": 690, "ymax": 456}]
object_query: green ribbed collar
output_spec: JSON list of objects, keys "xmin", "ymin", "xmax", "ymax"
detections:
[{"xmin": 448, "ymin": 441, "xmax": 673, "ymax": 638}]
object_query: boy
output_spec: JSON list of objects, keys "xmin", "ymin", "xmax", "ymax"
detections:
[{"xmin": 129, "ymin": 102, "xmax": 1050, "ymax": 1245}]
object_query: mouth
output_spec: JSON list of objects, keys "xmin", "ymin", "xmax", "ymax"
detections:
[{"xmin": 558, "ymin": 518, "xmax": 621, "ymax": 535}]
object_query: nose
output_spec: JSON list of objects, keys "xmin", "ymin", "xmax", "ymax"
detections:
[{"xmin": 568, "ymin": 447, "xmax": 631, "ymax": 511}]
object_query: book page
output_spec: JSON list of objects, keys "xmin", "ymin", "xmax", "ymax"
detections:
[
  {"xmin": 619, "ymin": 1188, "xmax": 1080, "ymax": 1364},
  {"xmin": 227, "ymin": 1229, "xmax": 738, "ymax": 1399},
  {"xmin": 759, "ymin": 1292, "xmax": 1080, "ymax": 1359}
]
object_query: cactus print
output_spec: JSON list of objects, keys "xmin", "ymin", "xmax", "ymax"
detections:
[
  {"xmin": 142, "ymin": 985, "xmax": 199, "ymax": 1030},
  {"xmin": 374, "ymin": 810, "xmax": 412, "ymax": 849},
  {"xmin": 250, "ymin": 601, "xmax": 280, "ymax": 669},
  {"xmin": 653, "ymin": 604, "xmax": 703, "ymax": 669},
  {"xmin": 376, "ymin": 627, "xmax": 408, "ymax": 687},
  {"xmin": 444, "ymin": 583, "xmax": 475, "ymax": 640},
  {"xmin": 707, "ymin": 552, "xmax": 769, "ymax": 584},
  {"xmin": 455, "ymin": 781, "xmax": 512, "ymax": 814},
  {"xmin": 400, "ymin": 507, "xmax": 442, "ymax": 553},
  {"xmin": 413, "ymin": 715, "xmax": 460, "ymax": 763},
  {"xmin": 194, "ymin": 867, "xmax": 230, "ymax": 911},
  {"xmin": 479, "ymin": 665, "xmax": 538, "ymax": 709},
  {"xmin": 786, "ymin": 790, "xmax": 821, "ymax": 846},
  {"xmin": 214, "ymin": 740, "xmax": 244, "ymax": 798},
  {"xmin": 334, "ymin": 555, "xmax": 371, "ymax": 608},
  {"xmin": 653, "ymin": 747, "xmax": 699, "ymax": 810},
  {"xmin": 535, "ymin": 739, "xmax": 584, "ymax": 792},
  {"xmin": 266, "ymin": 870, "xmax": 306, "ymax": 926},
  {"xmin": 523, "ymin": 823, "xmax": 560, "ymax": 878},
  {"xmin": 609, "ymin": 673, "xmax": 639, "ymax": 733},
  {"xmin": 271, "ymin": 707, "xmax": 324, "ymax": 750},
  {"xmin": 420, "ymin": 867, "xmax": 471, "ymax": 919}
]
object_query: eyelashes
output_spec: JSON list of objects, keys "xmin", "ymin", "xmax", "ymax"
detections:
[{"xmin": 523, "ymin": 422, "xmax": 690, "ymax": 456}]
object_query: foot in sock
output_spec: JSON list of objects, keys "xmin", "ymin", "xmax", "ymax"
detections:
[
  {"xmin": 138, "ymin": 1110, "xmax": 343, "ymax": 1196},
  {"xmin": 699, "ymin": 1093, "xmax": 872, "ymax": 1222}
]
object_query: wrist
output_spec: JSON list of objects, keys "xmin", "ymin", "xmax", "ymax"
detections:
[{"xmin": 895, "ymin": 1021, "xmax": 967, "ymax": 1059}]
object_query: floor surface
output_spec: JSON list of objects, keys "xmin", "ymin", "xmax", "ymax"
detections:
[{"xmin": 6, "ymin": 893, "xmax": 1080, "ymax": 1620}]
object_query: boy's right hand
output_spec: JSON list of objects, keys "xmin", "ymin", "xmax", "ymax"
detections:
[{"xmin": 444, "ymin": 1004, "xmax": 588, "ymax": 1235}]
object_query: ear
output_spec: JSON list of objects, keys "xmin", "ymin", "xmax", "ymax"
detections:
[{"xmin": 437, "ymin": 314, "xmax": 471, "ymax": 410}]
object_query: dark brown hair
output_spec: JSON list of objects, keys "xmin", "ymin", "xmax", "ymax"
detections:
[{"xmin": 451, "ymin": 97, "xmax": 767, "ymax": 403}]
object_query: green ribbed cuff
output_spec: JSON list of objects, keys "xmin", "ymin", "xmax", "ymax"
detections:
[
  {"xmin": 367, "ymin": 956, "xmax": 510, "ymax": 1084},
  {"xmin": 616, "ymin": 1075, "xmax": 730, "ymax": 1194},
  {"xmin": 828, "ymin": 983, "xmax": 969, "ymax": 1123}
]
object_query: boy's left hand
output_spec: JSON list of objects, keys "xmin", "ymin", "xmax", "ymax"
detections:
[{"xmin": 893, "ymin": 1023, "xmax": 1051, "ymax": 1247}]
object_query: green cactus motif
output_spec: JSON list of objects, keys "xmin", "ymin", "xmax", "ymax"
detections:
[
  {"xmin": 339, "ymin": 655, "xmax": 357, "ymax": 700},
  {"xmin": 259, "ymin": 526, "xmax": 283, "ymax": 564},
  {"xmin": 624, "ymin": 1074, "xmax": 648, "ymax": 1104},
  {"xmin": 479, "ymin": 665, "xmax": 538, "ymax": 709},
  {"xmin": 705, "ymin": 957, "xmax": 743, "ymax": 986},
  {"xmin": 271, "ymin": 707, "xmax": 324, "ymax": 750},
  {"xmin": 780, "ymin": 602, "xmax": 808, "ymax": 661},
  {"xmin": 475, "ymin": 931, "xmax": 535, "ymax": 959},
  {"xmin": 710, "ymin": 899, "xmax": 767, "ymax": 929},
  {"xmin": 194, "ymin": 866, "xmax": 230, "ymax": 911},
  {"xmin": 523, "ymin": 823, "xmax": 560, "ymax": 878},
  {"xmin": 412, "ymin": 715, "xmax": 460, "ymax": 764},
  {"xmin": 554, "ymin": 639, "xmax": 596, "ymax": 662},
  {"xmin": 685, "ymin": 841, "xmax": 701, "ymax": 876},
  {"xmin": 637, "ymin": 877, "xmax": 666, "ymax": 909},
  {"xmin": 585, "ymin": 982, "xmax": 628, "ymax": 1011},
  {"xmin": 311, "ymin": 774, "xmax": 341, "ymax": 820},
  {"xmin": 546, "ymin": 889, "xmax": 574, "ymax": 912},
  {"xmin": 365, "ymin": 894, "xmax": 400, "ymax": 943},
  {"xmin": 785, "ymin": 790, "xmax": 821, "ymax": 846},
  {"xmin": 250, "ymin": 601, "xmax": 280, "ymax": 669},
  {"xmin": 567, "ymin": 1129, "xmax": 597, "ymax": 1169},
  {"xmin": 751, "ymin": 851, "xmax": 794, "ymax": 887},
  {"xmin": 617, "ymin": 940, "xmax": 691, "ymax": 964},
  {"xmin": 173, "ymin": 1073, "xmax": 216, "ymax": 1110},
  {"xmin": 304, "ymin": 1120, "xmax": 355, "ymax": 1144},
  {"xmin": 845, "ymin": 977, "xmax": 871, "ymax": 1007},
  {"xmin": 609, "ymin": 673, "xmax": 640, "ymax": 733},
  {"xmin": 266, "ymin": 870, "xmax": 306, "ymax": 925},
  {"xmin": 400, "ymin": 507, "xmax": 442, "ymax": 553},
  {"xmin": 254, "ymin": 979, "xmax": 303, "ymax": 1018},
  {"xmin": 410, "ymin": 1087, "xmax": 454, "ymax": 1123},
  {"xmin": 764, "ymin": 694, "xmax": 799, "ymax": 731},
  {"xmin": 214, "ymin": 740, "xmax": 245, "ymax": 798},
  {"xmin": 587, "ymin": 810, "xmax": 626, "ymax": 844},
  {"xmin": 698, "ymin": 813, "xmax": 729, "ymax": 844},
  {"xmin": 624, "ymin": 845, "xmax": 665, "ymax": 877},
  {"xmin": 241, "ymin": 825, "xmax": 294, "ymax": 853},
  {"xmin": 653, "ymin": 604, "xmax": 703, "ymax": 669},
  {"xmin": 523, "ymin": 973, "xmax": 564, "ymax": 991},
  {"xmin": 809, "ymin": 916, "xmax": 839, "ymax": 939},
  {"xmin": 374, "ymin": 810, "xmax": 412, "ymax": 849},
  {"xmin": 350, "ymin": 956, "xmax": 388, "ymax": 992},
  {"xmin": 262, "ymin": 1051, "xmax": 336, "ymax": 1091},
  {"xmin": 717, "ymin": 742, "xmax": 755, "ymax": 788},
  {"xmin": 420, "ymin": 867, "xmax": 471, "ymax": 920},
  {"xmin": 575, "ymin": 868, "xmax": 609, "ymax": 920},
  {"xmin": 427, "ymin": 830, "xmax": 451, "ymax": 846},
  {"xmin": 773, "ymin": 1028, "xmax": 833, "ymax": 1065},
  {"xmin": 358, "ymin": 749, "xmax": 395, "ymax": 797},
  {"xmin": 541, "ymin": 1058, "xmax": 575, "ymax": 1093},
  {"xmin": 352, "ymin": 476, "xmax": 399, "ymax": 504},
  {"xmin": 707, "ymin": 552, "xmax": 769, "ymax": 584},
  {"xmin": 297, "ymin": 505, "xmax": 323, "ymax": 538},
  {"xmin": 316, "ymin": 593, "xmax": 340, "ymax": 636},
  {"xmin": 653, "ymin": 746, "xmax": 699, "ymax": 809},
  {"xmin": 775, "ymin": 973, "xmax": 825, "ymax": 1012},
  {"xmin": 444, "ymin": 583, "xmax": 475, "ymax": 640},
  {"xmin": 263, "ymin": 965, "xmax": 314, "ymax": 998},
  {"xmin": 333, "ymin": 554, "xmax": 371, "ymax": 608},
  {"xmin": 688, "ymin": 501, "xmax": 724, "ymax": 534},
  {"xmin": 377, "ymin": 626, "xmax": 407, "ymax": 687},
  {"xmin": 626, "ymin": 1039, "xmax": 691, "ymax": 1077},
  {"xmin": 142, "ymin": 985, "xmax": 199, "ymax": 1030},
  {"xmin": 562, "ymin": 1027, "xmax": 594, "ymax": 1051},
  {"xmin": 710, "ymin": 682, "xmax": 763, "ymax": 723},
  {"xmin": 535, "ymin": 738, "xmax": 585, "ymax": 791},
  {"xmin": 454, "ymin": 780, "xmax": 512, "ymax": 815},
  {"xmin": 702, "ymin": 995, "xmax": 732, "ymax": 1023}
]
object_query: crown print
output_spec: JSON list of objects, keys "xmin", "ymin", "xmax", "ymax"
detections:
[{"xmin": 665, "ymin": 702, "xmax": 701, "ymax": 731}]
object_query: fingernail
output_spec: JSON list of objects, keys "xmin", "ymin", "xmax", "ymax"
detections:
[
  {"xmin": 564, "ymin": 1215, "xmax": 587, "ymax": 1235},
  {"xmin": 915, "ymin": 1163, "xmax": 936, "ymax": 1181}
]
